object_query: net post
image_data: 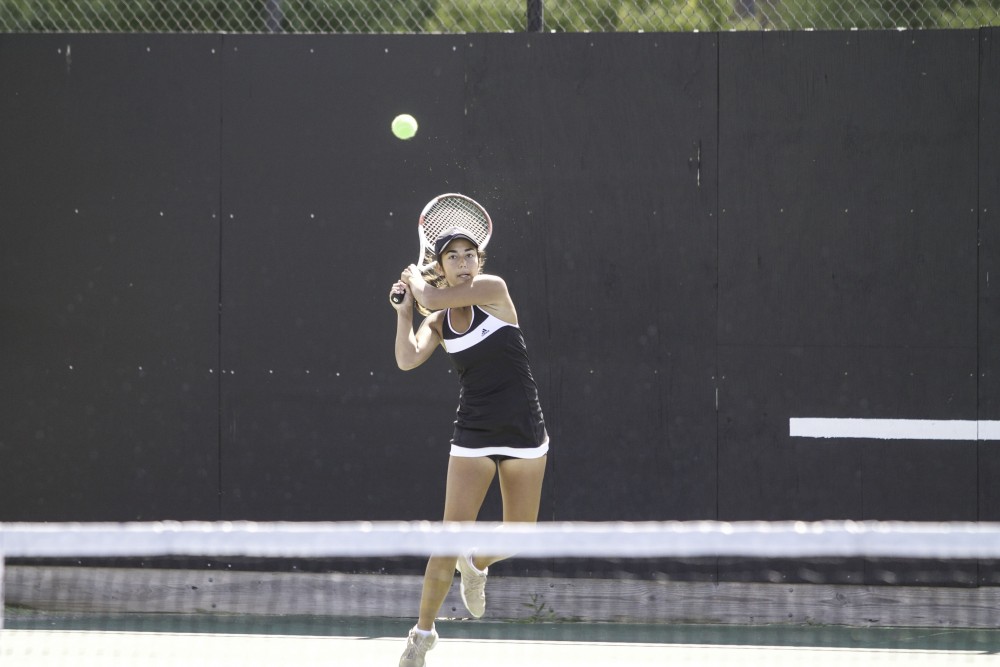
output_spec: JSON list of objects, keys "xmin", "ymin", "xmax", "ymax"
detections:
[
  {"xmin": 527, "ymin": 0, "xmax": 544, "ymax": 32},
  {"xmin": 1, "ymin": 547, "xmax": 5, "ymax": 630}
]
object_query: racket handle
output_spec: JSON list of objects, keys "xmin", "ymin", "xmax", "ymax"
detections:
[{"xmin": 391, "ymin": 263, "xmax": 436, "ymax": 305}]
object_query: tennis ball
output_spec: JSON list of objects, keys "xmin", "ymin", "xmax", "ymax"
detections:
[{"xmin": 391, "ymin": 114, "xmax": 418, "ymax": 140}]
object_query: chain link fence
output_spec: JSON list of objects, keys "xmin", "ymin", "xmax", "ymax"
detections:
[{"xmin": 0, "ymin": 0, "xmax": 997, "ymax": 33}]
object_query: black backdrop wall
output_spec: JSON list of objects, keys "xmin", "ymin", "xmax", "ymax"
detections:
[{"xmin": 1, "ymin": 31, "xmax": 996, "ymax": 546}]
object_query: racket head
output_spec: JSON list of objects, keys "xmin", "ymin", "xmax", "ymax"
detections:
[
  {"xmin": 393, "ymin": 193, "xmax": 493, "ymax": 310},
  {"xmin": 417, "ymin": 193, "xmax": 493, "ymax": 262}
]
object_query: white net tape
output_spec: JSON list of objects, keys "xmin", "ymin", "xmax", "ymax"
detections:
[{"xmin": 4, "ymin": 520, "xmax": 1000, "ymax": 559}]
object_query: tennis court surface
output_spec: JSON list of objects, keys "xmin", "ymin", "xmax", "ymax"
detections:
[{"xmin": 3, "ymin": 620, "xmax": 999, "ymax": 666}]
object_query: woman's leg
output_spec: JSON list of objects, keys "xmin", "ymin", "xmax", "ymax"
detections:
[
  {"xmin": 473, "ymin": 455, "xmax": 547, "ymax": 571},
  {"xmin": 415, "ymin": 456, "xmax": 496, "ymax": 630}
]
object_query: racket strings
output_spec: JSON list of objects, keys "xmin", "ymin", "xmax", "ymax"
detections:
[{"xmin": 422, "ymin": 198, "xmax": 490, "ymax": 247}]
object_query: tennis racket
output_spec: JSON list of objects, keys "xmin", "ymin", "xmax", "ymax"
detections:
[{"xmin": 390, "ymin": 193, "xmax": 493, "ymax": 304}]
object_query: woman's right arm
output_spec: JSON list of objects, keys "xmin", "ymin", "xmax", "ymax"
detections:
[{"xmin": 393, "ymin": 293, "xmax": 441, "ymax": 371}]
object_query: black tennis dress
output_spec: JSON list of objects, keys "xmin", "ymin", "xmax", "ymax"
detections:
[{"xmin": 441, "ymin": 305, "xmax": 549, "ymax": 458}]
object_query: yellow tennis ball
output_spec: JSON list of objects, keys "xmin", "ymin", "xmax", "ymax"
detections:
[{"xmin": 391, "ymin": 114, "xmax": 418, "ymax": 140}]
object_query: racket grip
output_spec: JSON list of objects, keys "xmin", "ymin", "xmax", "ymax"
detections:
[{"xmin": 391, "ymin": 291, "xmax": 404, "ymax": 304}]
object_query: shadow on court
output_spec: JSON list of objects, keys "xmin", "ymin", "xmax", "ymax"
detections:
[{"xmin": 6, "ymin": 612, "xmax": 1000, "ymax": 655}]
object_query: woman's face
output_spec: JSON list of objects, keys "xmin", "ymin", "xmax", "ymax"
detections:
[{"xmin": 438, "ymin": 239, "xmax": 480, "ymax": 287}]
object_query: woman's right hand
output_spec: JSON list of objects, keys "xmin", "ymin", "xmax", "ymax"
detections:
[{"xmin": 390, "ymin": 281, "xmax": 410, "ymax": 309}]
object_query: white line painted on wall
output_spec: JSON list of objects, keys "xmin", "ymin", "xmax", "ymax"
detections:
[{"xmin": 790, "ymin": 418, "xmax": 1000, "ymax": 441}]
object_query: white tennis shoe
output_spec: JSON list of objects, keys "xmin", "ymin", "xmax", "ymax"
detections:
[
  {"xmin": 399, "ymin": 625, "xmax": 438, "ymax": 667},
  {"xmin": 456, "ymin": 552, "xmax": 488, "ymax": 618}
]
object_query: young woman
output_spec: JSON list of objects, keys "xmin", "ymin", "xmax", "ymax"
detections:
[{"xmin": 389, "ymin": 226, "xmax": 549, "ymax": 667}]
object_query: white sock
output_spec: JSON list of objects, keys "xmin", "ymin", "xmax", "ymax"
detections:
[
  {"xmin": 414, "ymin": 625, "xmax": 435, "ymax": 637},
  {"xmin": 466, "ymin": 551, "xmax": 486, "ymax": 573}
]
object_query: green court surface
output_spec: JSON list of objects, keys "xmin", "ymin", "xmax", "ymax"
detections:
[{"xmin": 2, "ymin": 616, "xmax": 998, "ymax": 666}]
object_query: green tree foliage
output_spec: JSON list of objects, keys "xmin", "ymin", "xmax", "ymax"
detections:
[
  {"xmin": 617, "ymin": 0, "xmax": 733, "ymax": 32},
  {"xmin": 425, "ymin": 0, "xmax": 523, "ymax": 32},
  {"xmin": 280, "ymin": 0, "xmax": 438, "ymax": 33},
  {"xmin": 0, "ymin": 0, "xmax": 264, "ymax": 32}
]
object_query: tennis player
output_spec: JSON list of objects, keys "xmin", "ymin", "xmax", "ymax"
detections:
[{"xmin": 389, "ymin": 227, "xmax": 549, "ymax": 667}]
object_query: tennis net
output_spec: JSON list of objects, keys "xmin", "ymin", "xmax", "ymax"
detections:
[{"xmin": 2, "ymin": 520, "xmax": 1000, "ymax": 665}]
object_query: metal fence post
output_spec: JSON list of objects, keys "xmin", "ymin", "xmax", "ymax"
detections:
[{"xmin": 527, "ymin": 0, "xmax": 544, "ymax": 32}]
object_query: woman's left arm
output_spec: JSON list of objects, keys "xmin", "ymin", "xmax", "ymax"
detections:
[{"xmin": 409, "ymin": 272, "xmax": 510, "ymax": 312}]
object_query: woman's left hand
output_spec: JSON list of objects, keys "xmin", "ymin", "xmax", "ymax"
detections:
[{"xmin": 400, "ymin": 266, "xmax": 413, "ymax": 283}]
